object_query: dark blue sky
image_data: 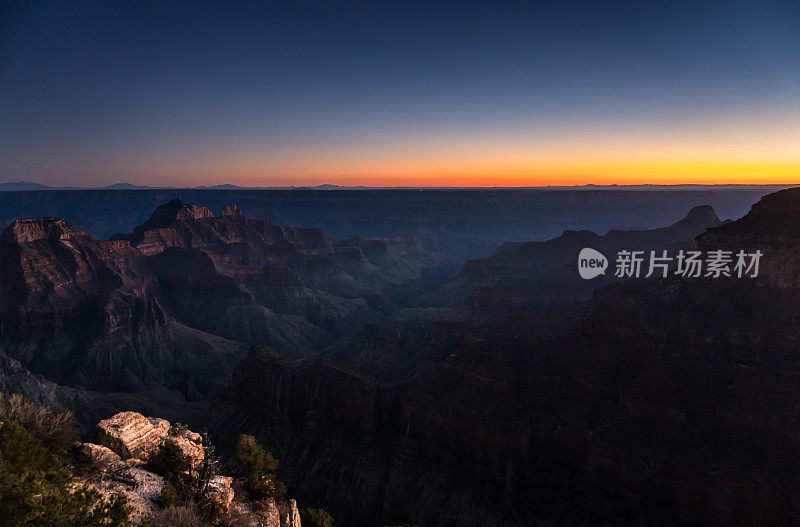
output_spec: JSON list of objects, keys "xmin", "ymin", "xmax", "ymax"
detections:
[{"xmin": 1, "ymin": 0, "xmax": 798, "ymax": 186}]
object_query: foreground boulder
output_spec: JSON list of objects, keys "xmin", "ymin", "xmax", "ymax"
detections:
[
  {"xmin": 96, "ymin": 411, "xmax": 204, "ymax": 467},
  {"xmin": 77, "ymin": 442, "xmax": 122, "ymax": 471},
  {"xmin": 168, "ymin": 425, "xmax": 205, "ymax": 468},
  {"xmin": 86, "ymin": 410, "xmax": 303, "ymax": 525},
  {"xmin": 204, "ymin": 475, "xmax": 235, "ymax": 511},
  {"xmin": 96, "ymin": 412, "xmax": 170, "ymax": 461}
]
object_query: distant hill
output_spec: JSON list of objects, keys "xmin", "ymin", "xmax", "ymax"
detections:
[
  {"xmin": 1, "ymin": 180, "xmax": 798, "ymax": 192},
  {"xmin": 103, "ymin": 182, "xmax": 157, "ymax": 190},
  {"xmin": 0, "ymin": 181, "xmax": 55, "ymax": 191}
]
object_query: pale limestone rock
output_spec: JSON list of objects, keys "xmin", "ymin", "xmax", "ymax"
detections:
[
  {"xmin": 286, "ymin": 499, "xmax": 302, "ymax": 527},
  {"xmin": 96, "ymin": 411, "xmax": 169, "ymax": 461},
  {"xmin": 96, "ymin": 412, "xmax": 206, "ymax": 468},
  {"xmin": 280, "ymin": 501, "xmax": 302, "ymax": 527},
  {"xmin": 264, "ymin": 499, "xmax": 281, "ymax": 527},
  {"xmin": 78, "ymin": 442, "xmax": 122, "ymax": 470},
  {"xmin": 169, "ymin": 427, "xmax": 204, "ymax": 468},
  {"xmin": 204, "ymin": 475, "xmax": 235, "ymax": 510}
]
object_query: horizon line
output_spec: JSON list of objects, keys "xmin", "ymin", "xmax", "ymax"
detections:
[{"xmin": 2, "ymin": 180, "xmax": 800, "ymax": 191}]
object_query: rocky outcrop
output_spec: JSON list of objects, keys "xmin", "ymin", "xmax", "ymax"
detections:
[
  {"xmin": 263, "ymin": 500, "xmax": 281, "ymax": 526},
  {"xmin": 96, "ymin": 412, "xmax": 171, "ymax": 461},
  {"xmin": 285, "ymin": 499, "xmax": 302, "ymax": 527},
  {"xmin": 96, "ymin": 411, "xmax": 204, "ymax": 468},
  {"xmin": 72, "ymin": 411, "xmax": 303, "ymax": 525},
  {"xmin": 0, "ymin": 216, "xmax": 246, "ymax": 397},
  {"xmin": 170, "ymin": 426, "xmax": 205, "ymax": 468},
  {"xmin": 205, "ymin": 475, "xmax": 235, "ymax": 511},
  {"xmin": 110, "ymin": 199, "xmax": 446, "ymax": 354},
  {"xmin": 221, "ymin": 204, "xmax": 242, "ymax": 217},
  {"xmin": 693, "ymin": 187, "xmax": 800, "ymax": 288},
  {"xmin": 77, "ymin": 442, "xmax": 122, "ymax": 471}
]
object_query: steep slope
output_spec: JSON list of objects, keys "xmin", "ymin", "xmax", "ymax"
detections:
[
  {"xmin": 200, "ymin": 191, "xmax": 800, "ymax": 526},
  {"xmin": 430, "ymin": 205, "xmax": 723, "ymax": 315},
  {"xmin": 114, "ymin": 199, "xmax": 448, "ymax": 341},
  {"xmin": 0, "ymin": 201, "xmax": 448, "ymax": 426},
  {"xmin": 0, "ymin": 217, "xmax": 246, "ymax": 399},
  {"xmin": 693, "ymin": 187, "xmax": 800, "ymax": 287}
]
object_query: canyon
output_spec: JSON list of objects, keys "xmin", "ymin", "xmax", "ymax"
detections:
[{"xmin": 1, "ymin": 188, "xmax": 798, "ymax": 525}]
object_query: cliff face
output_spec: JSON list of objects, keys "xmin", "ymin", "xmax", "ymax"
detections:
[
  {"xmin": 204, "ymin": 282, "xmax": 800, "ymax": 526},
  {"xmin": 113, "ymin": 199, "xmax": 448, "ymax": 342},
  {"xmin": 0, "ymin": 201, "xmax": 447, "ymax": 427},
  {"xmin": 0, "ymin": 217, "xmax": 246, "ymax": 398},
  {"xmin": 429, "ymin": 205, "xmax": 724, "ymax": 315},
  {"xmin": 693, "ymin": 187, "xmax": 800, "ymax": 287},
  {"xmin": 200, "ymin": 194, "xmax": 800, "ymax": 526}
]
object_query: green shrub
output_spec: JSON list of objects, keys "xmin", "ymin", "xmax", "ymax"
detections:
[
  {"xmin": 150, "ymin": 440, "xmax": 191, "ymax": 478},
  {"xmin": 234, "ymin": 434, "xmax": 279, "ymax": 475},
  {"xmin": 300, "ymin": 507, "xmax": 336, "ymax": 527},
  {"xmin": 0, "ymin": 420, "xmax": 131, "ymax": 526},
  {"xmin": 87, "ymin": 494, "xmax": 132, "ymax": 527},
  {"xmin": 158, "ymin": 482, "xmax": 179, "ymax": 508},
  {"xmin": 234, "ymin": 434, "xmax": 286, "ymax": 502},
  {"xmin": 0, "ymin": 394, "xmax": 77, "ymax": 452}
]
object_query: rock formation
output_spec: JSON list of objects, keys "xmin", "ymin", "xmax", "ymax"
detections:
[
  {"xmin": 0, "ymin": 215, "xmax": 246, "ymax": 399},
  {"xmin": 0, "ymin": 200, "xmax": 444, "ymax": 428},
  {"xmin": 429, "ymin": 205, "xmax": 725, "ymax": 315},
  {"xmin": 77, "ymin": 442, "xmax": 122, "ymax": 471},
  {"xmin": 200, "ymin": 194, "xmax": 800, "ymax": 526},
  {"xmin": 73, "ymin": 411, "xmax": 294, "ymax": 524},
  {"xmin": 96, "ymin": 411, "xmax": 205, "ymax": 468}
]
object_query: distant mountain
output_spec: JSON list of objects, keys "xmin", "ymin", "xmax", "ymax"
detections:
[
  {"xmin": 1, "ymin": 180, "xmax": 797, "ymax": 192},
  {"xmin": 0, "ymin": 216, "xmax": 246, "ymax": 400},
  {"xmin": 0, "ymin": 181, "xmax": 55, "ymax": 191},
  {"xmin": 103, "ymin": 182, "xmax": 156, "ymax": 190},
  {"xmin": 0, "ymin": 188, "xmax": 770, "ymax": 263},
  {"xmin": 428, "ymin": 205, "xmax": 725, "ymax": 315}
]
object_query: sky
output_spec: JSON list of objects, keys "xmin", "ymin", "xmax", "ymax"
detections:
[{"xmin": 1, "ymin": 0, "xmax": 799, "ymax": 187}]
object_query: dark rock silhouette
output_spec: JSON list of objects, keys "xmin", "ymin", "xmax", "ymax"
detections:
[
  {"xmin": 199, "ymin": 191, "xmax": 800, "ymax": 526},
  {"xmin": 430, "ymin": 205, "xmax": 724, "ymax": 315}
]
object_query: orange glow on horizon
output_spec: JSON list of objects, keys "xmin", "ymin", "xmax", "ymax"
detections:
[{"xmin": 73, "ymin": 108, "xmax": 800, "ymax": 188}]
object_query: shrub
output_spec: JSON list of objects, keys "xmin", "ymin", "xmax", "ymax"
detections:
[
  {"xmin": 234, "ymin": 434, "xmax": 285, "ymax": 501},
  {"xmin": 87, "ymin": 494, "xmax": 132, "ymax": 527},
  {"xmin": 150, "ymin": 440, "xmax": 191, "ymax": 478},
  {"xmin": 0, "ymin": 420, "xmax": 131, "ymax": 526},
  {"xmin": 226, "ymin": 504, "xmax": 256, "ymax": 527},
  {"xmin": 158, "ymin": 482, "xmax": 179, "ymax": 508},
  {"xmin": 300, "ymin": 507, "xmax": 336, "ymax": 527},
  {"xmin": 234, "ymin": 434, "xmax": 279, "ymax": 475},
  {"xmin": 149, "ymin": 502, "xmax": 206, "ymax": 527},
  {"xmin": 195, "ymin": 493, "xmax": 228, "ymax": 524},
  {"xmin": 0, "ymin": 394, "xmax": 77, "ymax": 452}
]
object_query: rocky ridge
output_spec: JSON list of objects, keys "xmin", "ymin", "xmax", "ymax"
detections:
[
  {"xmin": 0, "ymin": 200, "xmax": 445, "ymax": 428},
  {"xmin": 74, "ymin": 410, "xmax": 303, "ymax": 526},
  {"xmin": 200, "ymin": 191, "xmax": 800, "ymax": 525},
  {"xmin": 429, "ymin": 205, "xmax": 724, "ymax": 316}
]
